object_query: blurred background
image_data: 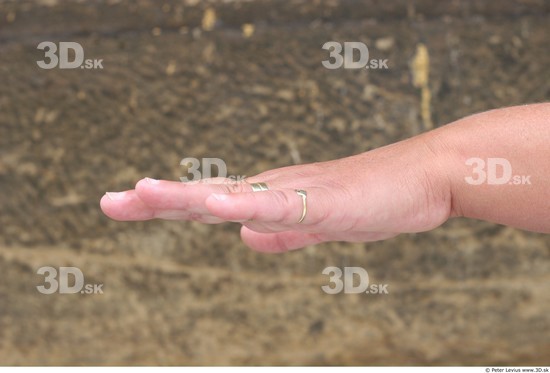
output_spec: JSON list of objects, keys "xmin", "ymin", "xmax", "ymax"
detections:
[{"xmin": 0, "ymin": 0, "xmax": 549, "ymax": 365}]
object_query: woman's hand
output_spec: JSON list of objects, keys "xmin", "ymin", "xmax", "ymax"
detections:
[
  {"xmin": 101, "ymin": 104, "xmax": 550, "ymax": 252},
  {"xmin": 100, "ymin": 132, "xmax": 453, "ymax": 252}
]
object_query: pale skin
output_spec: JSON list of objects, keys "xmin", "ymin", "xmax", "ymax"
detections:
[{"xmin": 100, "ymin": 103, "xmax": 550, "ymax": 253}]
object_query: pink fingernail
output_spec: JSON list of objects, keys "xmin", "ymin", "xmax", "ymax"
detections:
[
  {"xmin": 145, "ymin": 177, "xmax": 160, "ymax": 185},
  {"xmin": 211, "ymin": 193, "xmax": 228, "ymax": 201},
  {"xmin": 106, "ymin": 192, "xmax": 126, "ymax": 201}
]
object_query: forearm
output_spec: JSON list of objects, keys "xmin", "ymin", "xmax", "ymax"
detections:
[{"xmin": 428, "ymin": 103, "xmax": 550, "ymax": 233}]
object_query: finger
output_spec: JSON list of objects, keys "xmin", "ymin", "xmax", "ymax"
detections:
[
  {"xmin": 205, "ymin": 187, "xmax": 329, "ymax": 227},
  {"xmin": 135, "ymin": 177, "xmax": 259, "ymax": 214},
  {"xmin": 100, "ymin": 190, "xmax": 155, "ymax": 221},
  {"xmin": 100, "ymin": 189, "xmax": 225, "ymax": 223},
  {"xmin": 240, "ymin": 226, "xmax": 325, "ymax": 253}
]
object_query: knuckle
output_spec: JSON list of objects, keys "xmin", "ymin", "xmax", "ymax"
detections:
[
  {"xmin": 273, "ymin": 190, "xmax": 293, "ymax": 223},
  {"xmin": 220, "ymin": 179, "xmax": 247, "ymax": 194}
]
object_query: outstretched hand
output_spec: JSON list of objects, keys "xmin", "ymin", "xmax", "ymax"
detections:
[{"xmin": 100, "ymin": 135, "xmax": 453, "ymax": 252}]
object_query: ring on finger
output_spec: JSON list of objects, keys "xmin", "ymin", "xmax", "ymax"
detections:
[
  {"xmin": 250, "ymin": 182, "xmax": 269, "ymax": 192},
  {"xmin": 295, "ymin": 189, "xmax": 307, "ymax": 224}
]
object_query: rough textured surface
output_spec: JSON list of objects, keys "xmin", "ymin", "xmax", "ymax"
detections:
[{"xmin": 0, "ymin": 0, "xmax": 549, "ymax": 365}]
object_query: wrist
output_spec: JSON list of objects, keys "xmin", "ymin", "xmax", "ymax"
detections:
[{"xmin": 418, "ymin": 128, "xmax": 462, "ymax": 219}]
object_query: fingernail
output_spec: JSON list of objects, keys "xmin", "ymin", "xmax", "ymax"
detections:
[
  {"xmin": 145, "ymin": 177, "xmax": 160, "ymax": 185},
  {"xmin": 106, "ymin": 192, "xmax": 126, "ymax": 201},
  {"xmin": 211, "ymin": 193, "xmax": 228, "ymax": 201}
]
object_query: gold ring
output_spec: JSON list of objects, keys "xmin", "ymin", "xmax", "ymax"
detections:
[
  {"xmin": 250, "ymin": 182, "xmax": 269, "ymax": 192},
  {"xmin": 295, "ymin": 189, "xmax": 307, "ymax": 223}
]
